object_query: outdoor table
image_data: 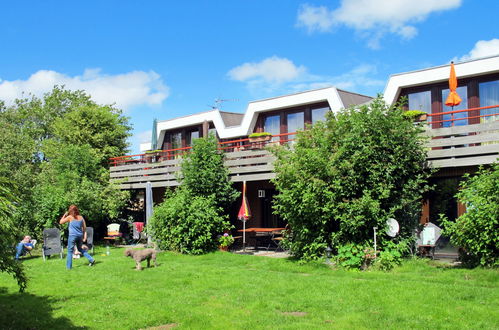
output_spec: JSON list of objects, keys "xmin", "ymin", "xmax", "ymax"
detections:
[{"xmin": 238, "ymin": 228, "xmax": 285, "ymax": 250}]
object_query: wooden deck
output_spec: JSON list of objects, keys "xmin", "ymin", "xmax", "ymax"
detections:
[{"xmin": 111, "ymin": 121, "xmax": 498, "ymax": 190}]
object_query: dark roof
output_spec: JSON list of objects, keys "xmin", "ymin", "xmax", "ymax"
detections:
[
  {"xmin": 337, "ymin": 89, "xmax": 373, "ymax": 107},
  {"xmin": 219, "ymin": 111, "xmax": 244, "ymax": 127}
]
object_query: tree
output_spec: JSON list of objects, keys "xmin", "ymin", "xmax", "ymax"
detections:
[
  {"xmin": 0, "ymin": 177, "xmax": 28, "ymax": 292},
  {"xmin": 271, "ymin": 97, "xmax": 431, "ymax": 260},
  {"xmin": 0, "ymin": 86, "xmax": 131, "ymax": 235},
  {"xmin": 179, "ymin": 134, "xmax": 239, "ymax": 212},
  {"xmin": 32, "ymin": 144, "xmax": 128, "ymax": 231},
  {"xmin": 443, "ymin": 163, "xmax": 499, "ymax": 267},
  {"xmin": 150, "ymin": 134, "xmax": 237, "ymax": 254}
]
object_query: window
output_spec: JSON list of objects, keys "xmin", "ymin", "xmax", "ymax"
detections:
[
  {"xmin": 442, "ymin": 86, "xmax": 468, "ymax": 127},
  {"xmin": 311, "ymin": 107, "xmax": 329, "ymax": 124},
  {"xmin": 286, "ymin": 112, "xmax": 304, "ymax": 142},
  {"xmin": 187, "ymin": 130, "xmax": 199, "ymax": 146},
  {"xmin": 208, "ymin": 127, "xmax": 217, "ymax": 138},
  {"xmin": 170, "ymin": 132, "xmax": 181, "ymax": 150},
  {"xmin": 408, "ymin": 90, "xmax": 431, "ymax": 113},
  {"xmin": 264, "ymin": 115, "xmax": 280, "ymax": 141},
  {"xmin": 479, "ymin": 80, "xmax": 499, "ymax": 122}
]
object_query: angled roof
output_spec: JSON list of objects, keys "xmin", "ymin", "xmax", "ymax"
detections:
[
  {"xmin": 337, "ymin": 89, "xmax": 373, "ymax": 107},
  {"xmin": 155, "ymin": 86, "xmax": 373, "ymax": 148},
  {"xmin": 384, "ymin": 55, "xmax": 499, "ymax": 105}
]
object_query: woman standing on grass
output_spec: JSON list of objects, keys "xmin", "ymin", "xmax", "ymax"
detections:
[{"xmin": 59, "ymin": 205, "xmax": 95, "ymax": 269}]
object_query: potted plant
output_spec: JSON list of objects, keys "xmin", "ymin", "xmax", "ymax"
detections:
[
  {"xmin": 402, "ymin": 110, "xmax": 427, "ymax": 122},
  {"xmin": 144, "ymin": 149, "xmax": 162, "ymax": 163},
  {"xmin": 248, "ymin": 132, "xmax": 272, "ymax": 143},
  {"xmin": 218, "ymin": 233, "xmax": 234, "ymax": 252}
]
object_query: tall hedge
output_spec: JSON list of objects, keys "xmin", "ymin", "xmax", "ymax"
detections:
[
  {"xmin": 150, "ymin": 134, "xmax": 238, "ymax": 254},
  {"xmin": 271, "ymin": 97, "xmax": 431, "ymax": 260},
  {"xmin": 443, "ymin": 163, "xmax": 499, "ymax": 267}
]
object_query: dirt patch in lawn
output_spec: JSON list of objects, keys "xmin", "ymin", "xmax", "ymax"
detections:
[
  {"xmin": 281, "ymin": 311, "xmax": 308, "ymax": 317},
  {"xmin": 142, "ymin": 323, "xmax": 178, "ymax": 329}
]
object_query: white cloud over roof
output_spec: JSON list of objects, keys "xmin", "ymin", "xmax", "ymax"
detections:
[
  {"xmin": 458, "ymin": 39, "xmax": 499, "ymax": 62},
  {"xmin": 0, "ymin": 68, "xmax": 169, "ymax": 110},
  {"xmin": 227, "ymin": 56, "xmax": 307, "ymax": 84},
  {"xmin": 296, "ymin": 0, "xmax": 461, "ymax": 49}
]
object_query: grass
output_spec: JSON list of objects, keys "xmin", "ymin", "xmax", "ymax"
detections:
[{"xmin": 0, "ymin": 246, "xmax": 498, "ymax": 329}]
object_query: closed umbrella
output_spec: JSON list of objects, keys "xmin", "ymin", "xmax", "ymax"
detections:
[
  {"xmin": 151, "ymin": 118, "xmax": 158, "ymax": 150},
  {"xmin": 145, "ymin": 181, "xmax": 153, "ymax": 246},
  {"xmin": 445, "ymin": 62, "xmax": 462, "ymax": 107},
  {"xmin": 237, "ymin": 181, "xmax": 251, "ymax": 250}
]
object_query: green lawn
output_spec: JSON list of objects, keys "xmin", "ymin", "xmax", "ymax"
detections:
[{"xmin": 1, "ymin": 246, "xmax": 498, "ymax": 329}]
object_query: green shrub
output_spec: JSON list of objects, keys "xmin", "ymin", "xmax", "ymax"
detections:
[
  {"xmin": 373, "ymin": 240, "xmax": 409, "ymax": 271},
  {"xmin": 271, "ymin": 97, "xmax": 430, "ymax": 261},
  {"xmin": 150, "ymin": 189, "xmax": 232, "ymax": 255},
  {"xmin": 402, "ymin": 110, "xmax": 427, "ymax": 120},
  {"xmin": 248, "ymin": 132, "xmax": 272, "ymax": 138},
  {"xmin": 442, "ymin": 164, "xmax": 499, "ymax": 267}
]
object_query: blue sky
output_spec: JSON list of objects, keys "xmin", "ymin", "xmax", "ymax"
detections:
[{"xmin": 1, "ymin": 0, "xmax": 498, "ymax": 154}]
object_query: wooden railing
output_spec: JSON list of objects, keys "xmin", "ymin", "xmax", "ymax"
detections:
[{"xmin": 110, "ymin": 106, "xmax": 498, "ymax": 189}]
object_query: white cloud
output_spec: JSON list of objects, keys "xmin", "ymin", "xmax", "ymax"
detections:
[
  {"xmin": 228, "ymin": 57, "xmax": 383, "ymax": 95},
  {"xmin": 227, "ymin": 56, "xmax": 307, "ymax": 84},
  {"xmin": 291, "ymin": 64, "xmax": 384, "ymax": 93},
  {"xmin": 137, "ymin": 130, "xmax": 153, "ymax": 143},
  {"xmin": 0, "ymin": 68, "xmax": 169, "ymax": 110},
  {"xmin": 296, "ymin": 5, "xmax": 335, "ymax": 33},
  {"xmin": 458, "ymin": 39, "xmax": 499, "ymax": 62},
  {"xmin": 297, "ymin": 0, "xmax": 461, "ymax": 48}
]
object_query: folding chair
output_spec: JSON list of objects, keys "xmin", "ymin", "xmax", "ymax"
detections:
[
  {"xmin": 27, "ymin": 239, "xmax": 37, "ymax": 257},
  {"xmin": 131, "ymin": 222, "xmax": 147, "ymax": 244},
  {"xmin": 85, "ymin": 227, "xmax": 94, "ymax": 255},
  {"xmin": 270, "ymin": 225, "xmax": 291, "ymax": 252},
  {"xmin": 42, "ymin": 228, "xmax": 64, "ymax": 261}
]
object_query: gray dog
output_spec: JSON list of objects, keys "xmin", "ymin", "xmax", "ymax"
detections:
[{"xmin": 124, "ymin": 248, "xmax": 157, "ymax": 270}]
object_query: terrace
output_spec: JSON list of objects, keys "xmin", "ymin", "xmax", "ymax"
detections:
[{"xmin": 110, "ymin": 105, "xmax": 499, "ymax": 189}]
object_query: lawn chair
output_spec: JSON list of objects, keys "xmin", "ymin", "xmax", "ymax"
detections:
[
  {"xmin": 132, "ymin": 222, "xmax": 146, "ymax": 244},
  {"xmin": 85, "ymin": 227, "xmax": 94, "ymax": 255},
  {"xmin": 42, "ymin": 228, "xmax": 64, "ymax": 261},
  {"xmin": 27, "ymin": 239, "xmax": 37, "ymax": 257},
  {"xmin": 417, "ymin": 222, "xmax": 441, "ymax": 259}
]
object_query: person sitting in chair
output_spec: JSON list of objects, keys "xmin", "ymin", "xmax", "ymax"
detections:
[{"xmin": 15, "ymin": 235, "xmax": 34, "ymax": 260}]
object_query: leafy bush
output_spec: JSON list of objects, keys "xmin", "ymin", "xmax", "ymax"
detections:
[
  {"xmin": 218, "ymin": 233, "xmax": 235, "ymax": 247},
  {"xmin": 442, "ymin": 164, "xmax": 499, "ymax": 267},
  {"xmin": 0, "ymin": 177, "xmax": 27, "ymax": 292},
  {"xmin": 180, "ymin": 134, "xmax": 239, "ymax": 213},
  {"xmin": 248, "ymin": 132, "xmax": 272, "ymax": 138},
  {"xmin": 271, "ymin": 97, "xmax": 431, "ymax": 261},
  {"xmin": 373, "ymin": 240, "xmax": 409, "ymax": 271},
  {"xmin": 402, "ymin": 110, "xmax": 427, "ymax": 120},
  {"xmin": 150, "ymin": 189, "xmax": 231, "ymax": 254}
]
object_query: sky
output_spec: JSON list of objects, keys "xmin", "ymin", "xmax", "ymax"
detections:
[{"xmin": 1, "ymin": 0, "xmax": 499, "ymax": 154}]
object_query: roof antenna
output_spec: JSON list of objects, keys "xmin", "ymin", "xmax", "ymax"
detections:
[{"xmin": 208, "ymin": 97, "xmax": 238, "ymax": 110}]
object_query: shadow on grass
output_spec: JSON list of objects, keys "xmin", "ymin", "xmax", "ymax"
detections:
[{"xmin": 0, "ymin": 287, "xmax": 86, "ymax": 329}]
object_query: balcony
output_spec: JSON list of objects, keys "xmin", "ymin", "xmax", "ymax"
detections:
[{"xmin": 110, "ymin": 106, "xmax": 498, "ymax": 189}]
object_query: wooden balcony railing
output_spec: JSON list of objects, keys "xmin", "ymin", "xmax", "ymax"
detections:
[{"xmin": 110, "ymin": 106, "xmax": 498, "ymax": 189}]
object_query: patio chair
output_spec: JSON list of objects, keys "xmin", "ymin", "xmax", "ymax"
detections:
[
  {"xmin": 85, "ymin": 227, "xmax": 94, "ymax": 255},
  {"xmin": 27, "ymin": 239, "xmax": 37, "ymax": 257},
  {"xmin": 42, "ymin": 228, "xmax": 64, "ymax": 261},
  {"xmin": 132, "ymin": 222, "xmax": 146, "ymax": 244},
  {"xmin": 270, "ymin": 225, "xmax": 292, "ymax": 252}
]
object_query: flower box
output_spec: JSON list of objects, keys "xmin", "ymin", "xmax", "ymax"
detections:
[{"xmin": 249, "ymin": 135, "xmax": 271, "ymax": 143}]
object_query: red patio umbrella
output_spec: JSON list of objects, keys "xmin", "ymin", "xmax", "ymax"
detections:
[
  {"xmin": 445, "ymin": 61, "xmax": 462, "ymax": 107},
  {"xmin": 237, "ymin": 181, "xmax": 251, "ymax": 250}
]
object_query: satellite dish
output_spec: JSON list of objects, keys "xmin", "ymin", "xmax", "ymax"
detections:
[{"xmin": 386, "ymin": 218, "xmax": 399, "ymax": 237}]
